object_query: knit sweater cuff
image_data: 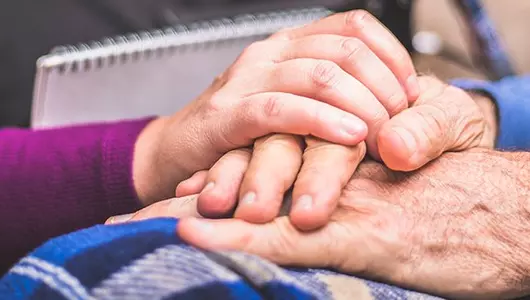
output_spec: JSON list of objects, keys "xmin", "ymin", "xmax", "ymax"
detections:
[
  {"xmin": 451, "ymin": 77, "xmax": 530, "ymax": 150},
  {"xmin": 101, "ymin": 118, "xmax": 154, "ymax": 215}
]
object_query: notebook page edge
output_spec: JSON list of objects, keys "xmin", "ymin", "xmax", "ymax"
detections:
[{"xmin": 31, "ymin": 7, "xmax": 333, "ymax": 128}]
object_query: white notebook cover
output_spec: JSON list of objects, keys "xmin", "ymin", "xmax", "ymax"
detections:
[{"xmin": 31, "ymin": 8, "xmax": 332, "ymax": 128}]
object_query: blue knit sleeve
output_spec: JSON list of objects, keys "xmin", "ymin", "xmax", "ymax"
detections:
[{"xmin": 451, "ymin": 75, "xmax": 530, "ymax": 150}]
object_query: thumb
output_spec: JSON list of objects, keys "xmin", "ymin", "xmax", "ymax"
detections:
[
  {"xmin": 178, "ymin": 217, "xmax": 338, "ymax": 268},
  {"xmin": 378, "ymin": 77, "xmax": 485, "ymax": 171}
]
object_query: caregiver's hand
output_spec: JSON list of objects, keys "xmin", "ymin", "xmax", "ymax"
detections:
[
  {"xmin": 175, "ymin": 76, "xmax": 496, "ymax": 230},
  {"xmin": 133, "ymin": 9, "xmax": 418, "ymax": 204},
  {"xmin": 178, "ymin": 149, "xmax": 530, "ymax": 300}
]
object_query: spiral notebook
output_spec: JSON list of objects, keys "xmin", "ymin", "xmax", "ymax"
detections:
[{"xmin": 31, "ymin": 7, "xmax": 333, "ymax": 128}]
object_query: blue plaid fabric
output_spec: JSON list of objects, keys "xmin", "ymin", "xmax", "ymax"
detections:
[{"xmin": 0, "ymin": 218, "xmax": 443, "ymax": 300}]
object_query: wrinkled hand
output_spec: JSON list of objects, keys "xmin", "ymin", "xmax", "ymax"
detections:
[
  {"xmin": 174, "ymin": 76, "xmax": 495, "ymax": 230},
  {"xmin": 133, "ymin": 10, "xmax": 418, "ymax": 204},
  {"xmin": 174, "ymin": 149, "xmax": 530, "ymax": 300}
]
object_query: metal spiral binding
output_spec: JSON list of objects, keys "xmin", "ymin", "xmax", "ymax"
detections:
[{"xmin": 42, "ymin": 7, "xmax": 332, "ymax": 74}]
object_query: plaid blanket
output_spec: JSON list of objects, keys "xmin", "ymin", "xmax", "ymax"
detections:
[{"xmin": 0, "ymin": 218, "xmax": 443, "ymax": 299}]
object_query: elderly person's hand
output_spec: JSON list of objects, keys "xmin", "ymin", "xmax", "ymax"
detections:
[
  {"xmin": 173, "ymin": 75, "xmax": 496, "ymax": 230},
  {"xmin": 174, "ymin": 149, "xmax": 530, "ymax": 300},
  {"xmin": 134, "ymin": 9, "xmax": 420, "ymax": 205}
]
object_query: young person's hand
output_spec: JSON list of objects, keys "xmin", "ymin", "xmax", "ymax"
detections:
[{"xmin": 133, "ymin": 10, "xmax": 419, "ymax": 205}]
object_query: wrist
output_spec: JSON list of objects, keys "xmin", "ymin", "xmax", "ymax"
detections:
[
  {"xmin": 402, "ymin": 149, "xmax": 530, "ymax": 298},
  {"xmin": 468, "ymin": 91, "xmax": 499, "ymax": 148},
  {"xmin": 132, "ymin": 116, "xmax": 172, "ymax": 205},
  {"xmin": 492, "ymin": 150, "xmax": 530, "ymax": 296}
]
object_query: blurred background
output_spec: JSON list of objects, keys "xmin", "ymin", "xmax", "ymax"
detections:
[
  {"xmin": 0, "ymin": 0, "xmax": 526, "ymax": 128},
  {"xmin": 413, "ymin": 0, "xmax": 529, "ymax": 80}
]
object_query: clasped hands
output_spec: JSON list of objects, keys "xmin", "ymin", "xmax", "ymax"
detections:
[{"xmin": 108, "ymin": 10, "xmax": 529, "ymax": 300}]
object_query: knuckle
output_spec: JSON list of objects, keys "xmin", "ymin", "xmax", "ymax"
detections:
[
  {"xmin": 344, "ymin": 9, "xmax": 374, "ymax": 30},
  {"xmin": 261, "ymin": 93, "xmax": 285, "ymax": 119},
  {"xmin": 238, "ymin": 94, "xmax": 285, "ymax": 132},
  {"xmin": 238, "ymin": 95, "xmax": 256, "ymax": 115},
  {"xmin": 230, "ymin": 148, "xmax": 253, "ymax": 158},
  {"xmin": 257, "ymin": 134, "xmax": 303, "ymax": 152},
  {"xmin": 390, "ymin": 48, "xmax": 413, "ymax": 72},
  {"xmin": 297, "ymin": 161, "xmax": 325, "ymax": 181},
  {"xmin": 386, "ymin": 91, "xmax": 408, "ymax": 116},
  {"xmin": 269, "ymin": 28, "xmax": 292, "ymax": 41},
  {"xmin": 310, "ymin": 60, "xmax": 342, "ymax": 89},
  {"xmin": 233, "ymin": 97, "xmax": 255, "ymax": 128},
  {"xmin": 339, "ymin": 38, "xmax": 367, "ymax": 61},
  {"xmin": 423, "ymin": 105, "xmax": 448, "ymax": 135},
  {"xmin": 232, "ymin": 41, "xmax": 280, "ymax": 73},
  {"xmin": 392, "ymin": 46, "xmax": 409, "ymax": 61},
  {"xmin": 239, "ymin": 41, "xmax": 267, "ymax": 61},
  {"xmin": 206, "ymin": 92, "xmax": 228, "ymax": 112},
  {"xmin": 416, "ymin": 104, "xmax": 448, "ymax": 154},
  {"xmin": 222, "ymin": 148, "xmax": 252, "ymax": 165}
]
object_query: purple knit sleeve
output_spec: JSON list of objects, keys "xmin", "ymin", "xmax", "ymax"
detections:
[{"xmin": 0, "ymin": 118, "xmax": 151, "ymax": 273}]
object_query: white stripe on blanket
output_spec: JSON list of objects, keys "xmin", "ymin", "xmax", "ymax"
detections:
[
  {"xmin": 91, "ymin": 244, "xmax": 240, "ymax": 300},
  {"xmin": 11, "ymin": 256, "xmax": 93, "ymax": 300}
]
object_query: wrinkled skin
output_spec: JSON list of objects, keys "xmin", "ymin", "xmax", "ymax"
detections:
[{"xmin": 172, "ymin": 149, "xmax": 530, "ymax": 299}]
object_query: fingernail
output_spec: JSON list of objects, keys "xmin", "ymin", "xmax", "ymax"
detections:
[
  {"xmin": 406, "ymin": 75, "xmax": 420, "ymax": 100},
  {"xmin": 188, "ymin": 218, "xmax": 214, "ymax": 233},
  {"xmin": 392, "ymin": 127, "xmax": 417, "ymax": 156},
  {"xmin": 109, "ymin": 213, "xmax": 133, "ymax": 224},
  {"xmin": 296, "ymin": 195, "xmax": 313, "ymax": 211},
  {"xmin": 340, "ymin": 116, "xmax": 366, "ymax": 138},
  {"xmin": 201, "ymin": 182, "xmax": 215, "ymax": 193},
  {"xmin": 240, "ymin": 192, "xmax": 257, "ymax": 205}
]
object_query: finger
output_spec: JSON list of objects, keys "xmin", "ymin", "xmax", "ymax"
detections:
[
  {"xmin": 290, "ymin": 138, "xmax": 366, "ymax": 231},
  {"xmin": 175, "ymin": 171, "xmax": 208, "ymax": 197},
  {"xmin": 178, "ymin": 217, "xmax": 342, "ymax": 269},
  {"xmin": 272, "ymin": 10, "xmax": 419, "ymax": 101},
  {"xmin": 234, "ymin": 134, "xmax": 304, "ymax": 223},
  {"xmin": 223, "ymin": 92, "xmax": 368, "ymax": 149},
  {"xmin": 278, "ymin": 34, "xmax": 407, "ymax": 116},
  {"xmin": 378, "ymin": 77, "xmax": 485, "ymax": 171},
  {"xmin": 258, "ymin": 59, "xmax": 389, "ymax": 158},
  {"xmin": 196, "ymin": 149, "xmax": 252, "ymax": 218},
  {"xmin": 106, "ymin": 195, "xmax": 201, "ymax": 224}
]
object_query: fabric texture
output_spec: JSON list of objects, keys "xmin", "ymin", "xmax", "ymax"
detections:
[
  {"xmin": 0, "ymin": 218, "xmax": 444, "ymax": 300},
  {"xmin": 0, "ymin": 118, "xmax": 150, "ymax": 274},
  {"xmin": 452, "ymin": 75, "xmax": 530, "ymax": 150}
]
